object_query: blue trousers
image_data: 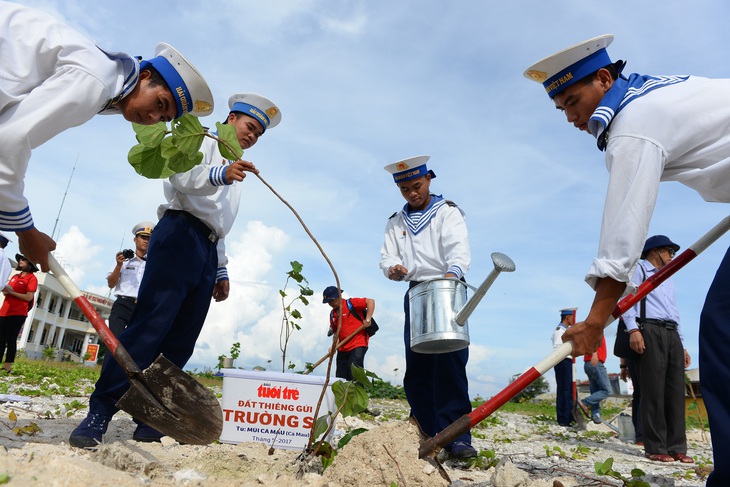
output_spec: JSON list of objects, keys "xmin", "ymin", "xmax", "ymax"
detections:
[
  {"xmin": 89, "ymin": 211, "xmax": 218, "ymax": 416},
  {"xmin": 403, "ymin": 291, "xmax": 471, "ymax": 446},
  {"xmin": 554, "ymin": 358, "xmax": 573, "ymax": 425},
  {"xmin": 583, "ymin": 361, "xmax": 611, "ymax": 416},
  {"xmin": 701, "ymin": 246, "xmax": 730, "ymax": 486}
]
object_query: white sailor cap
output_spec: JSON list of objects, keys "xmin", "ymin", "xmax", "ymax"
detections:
[
  {"xmin": 228, "ymin": 93, "xmax": 281, "ymax": 132},
  {"xmin": 133, "ymin": 221, "xmax": 155, "ymax": 237},
  {"xmin": 141, "ymin": 43, "xmax": 214, "ymax": 118},
  {"xmin": 384, "ymin": 155, "xmax": 436, "ymax": 183},
  {"xmin": 524, "ymin": 34, "xmax": 614, "ymax": 99}
]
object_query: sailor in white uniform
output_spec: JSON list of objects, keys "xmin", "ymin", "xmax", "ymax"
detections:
[
  {"xmin": 0, "ymin": 1, "xmax": 213, "ymax": 271},
  {"xmin": 379, "ymin": 155, "xmax": 476, "ymax": 460},
  {"xmin": 524, "ymin": 34, "xmax": 730, "ymax": 478},
  {"xmin": 70, "ymin": 93, "xmax": 281, "ymax": 447}
]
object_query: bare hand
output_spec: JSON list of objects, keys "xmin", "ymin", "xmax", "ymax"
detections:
[
  {"xmin": 225, "ymin": 160, "xmax": 258, "ymax": 184},
  {"xmin": 115, "ymin": 252, "xmax": 125, "ymax": 265},
  {"xmin": 685, "ymin": 349, "xmax": 691, "ymax": 368},
  {"xmin": 562, "ymin": 320, "xmax": 602, "ymax": 357},
  {"xmin": 17, "ymin": 227, "xmax": 56, "ymax": 272},
  {"xmin": 629, "ymin": 331, "xmax": 645, "ymax": 354},
  {"xmin": 388, "ymin": 264, "xmax": 408, "ymax": 281},
  {"xmin": 620, "ymin": 367, "xmax": 630, "ymax": 382},
  {"xmin": 213, "ymin": 280, "xmax": 230, "ymax": 302}
]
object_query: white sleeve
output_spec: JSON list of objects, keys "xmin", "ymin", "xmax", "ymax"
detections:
[
  {"xmin": 0, "ymin": 69, "xmax": 105, "ymax": 230},
  {"xmin": 440, "ymin": 206, "xmax": 471, "ymax": 278},
  {"xmin": 585, "ymin": 135, "xmax": 666, "ymax": 292},
  {"xmin": 379, "ymin": 216, "xmax": 402, "ymax": 278}
]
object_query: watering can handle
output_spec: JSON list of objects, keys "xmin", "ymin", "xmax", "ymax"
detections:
[{"xmin": 454, "ymin": 252, "xmax": 515, "ymax": 326}]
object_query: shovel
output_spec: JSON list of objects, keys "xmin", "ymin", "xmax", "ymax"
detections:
[
  {"xmin": 419, "ymin": 215, "xmax": 730, "ymax": 458},
  {"xmin": 48, "ymin": 254, "xmax": 222, "ymax": 444}
]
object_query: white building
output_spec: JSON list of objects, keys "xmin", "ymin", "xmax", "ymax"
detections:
[{"xmin": 3, "ymin": 269, "xmax": 110, "ymax": 363}]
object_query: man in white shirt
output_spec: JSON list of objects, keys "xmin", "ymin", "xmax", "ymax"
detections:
[
  {"xmin": 525, "ymin": 34, "xmax": 730, "ymax": 482},
  {"xmin": 0, "ymin": 1, "xmax": 213, "ymax": 271},
  {"xmin": 552, "ymin": 309, "xmax": 575, "ymax": 427},
  {"xmin": 0, "ymin": 233, "xmax": 12, "ymax": 288},
  {"xmin": 105, "ymin": 222, "xmax": 154, "ymax": 339}
]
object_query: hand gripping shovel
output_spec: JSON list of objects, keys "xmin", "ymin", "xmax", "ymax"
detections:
[
  {"xmin": 419, "ymin": 215, "xmax": 730, "ymax": 458},
  {"xmin": 48, "ymin": 254, "xmax": 222, "ymax": 444}
]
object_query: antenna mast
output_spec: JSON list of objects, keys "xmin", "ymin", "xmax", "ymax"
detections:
[{"xmin": 52, "ymin": 155, "xmax": 78, "ymax": 240}]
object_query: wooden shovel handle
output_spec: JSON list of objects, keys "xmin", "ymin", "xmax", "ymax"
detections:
[
  {"xmin": 304, "ymin": 324, "xmax": 366, "ymax": 375},
  {"xmin": 47, "ymin": 253, "xmax": 141, "ymax": 375}
]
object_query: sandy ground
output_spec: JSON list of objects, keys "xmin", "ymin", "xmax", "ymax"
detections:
[{"xmin": 0, "ymin": 380, "xmax": 714, "ymax": 486}]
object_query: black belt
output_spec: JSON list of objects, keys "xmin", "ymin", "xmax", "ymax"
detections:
[
  {"xmin": 166, "ymin": 210, "xmax": 218, "ymax": 244},
  {"xmin": 116, "ymin": 296, "xmax": 137, "ymax": 304},
  {"xmin": 639, "ymin": 318, "xmax": 678, "ymax": 331}
]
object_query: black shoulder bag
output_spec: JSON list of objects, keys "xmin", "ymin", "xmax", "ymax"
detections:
[
  {"xmin": 613, "ymin": 266, "xmax": 646, "ymax": 361},
  {"xmin": 347, "ymin": 299, "xmax": 379, "ymax": 337}
]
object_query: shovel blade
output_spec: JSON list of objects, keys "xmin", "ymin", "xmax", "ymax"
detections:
[{"xmin": 115, "ymin": 354, "xmax": 222, "ymax": 445}]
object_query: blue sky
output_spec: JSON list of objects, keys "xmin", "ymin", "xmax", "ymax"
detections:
[{"xmin": 9, "ymin": 0, "xmax": 730, "ymax": 399}]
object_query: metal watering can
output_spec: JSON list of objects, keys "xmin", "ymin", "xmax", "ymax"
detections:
[{"xmin": 408, "ymin": 252, "xmax": 516, "ymax": 354}]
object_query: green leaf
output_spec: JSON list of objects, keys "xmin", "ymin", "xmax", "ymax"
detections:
[
  {"xmin": 337, "ymin": 427, "xmax": 368, "ymax": 449},
  {"xmin": 630, "ymin": 468, "xmax": 646, "ymax": 477},
  {"xmin": 291, "ymin": 309, "xmax": 302, "ymax": 319},
  {"xmin": 351, "ymin": 365, "xmax": 372, "ymax": 388},
  {"xmin": 128, "ymin": 143, "xmax": 175, "ymax": 179},
  {"xmin": 313, "ymin": 413, "xmax": 331, "ymax": 440},
  {"xmin": 215, "ymin": 122, "xmax": 244, "ymax": 160},
  {"xmin": 290, "ymin": 261, "xmax": 303, "ymax": 273},
  {"xmin": 170, "ymin": 115, "xmax": 205, "ymax": 156},
  {"xmin": 132, "ymin": 121, "xmax": 168, "ymax": 147},
  {"xmin": 332, "ymin": 381, "xmax": 369, "ymax": 416}
]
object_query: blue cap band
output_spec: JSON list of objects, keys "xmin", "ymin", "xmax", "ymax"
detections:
[
  {"xmin": 392, "ymin": 164, "xmax": 431, "ymax": 183},
  {"xmin": 543, "ymin": 49, "xmax": 612, "ymax": 98},
  {"xmin": 231, "ymin": 102, "xmax": 270, "ymax": 132},
  {"xmin": 140, "ymin": 57, "xmax": 191, "ymax": 118}
]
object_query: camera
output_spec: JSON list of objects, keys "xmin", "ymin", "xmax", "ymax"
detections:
[{"xmin": 122, "ymin": 249, "xmax": 135, "ymax": 260}]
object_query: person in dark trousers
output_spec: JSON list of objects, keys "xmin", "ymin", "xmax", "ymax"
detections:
[
  {"xmin": 619, "ymin": 353, "xmax": 643, "ymax": 445},
  {"xmin": 552, "ymin": 308, "xmax": 575, "ymax": 426},
  {"xmin": 379, "ymin": 155, "xmax": 476, "ymax": 460},
  {"xmin": 622, "ymin": 235, "xmax": 691, "ymax": 463},
  {"xmin": 101, "ymin": 222, "xmax": 154, "ymax": 365},
  {"xmin": 524, "ymin": 34, "xmax": 730, "ymax": 482},
  {"xmin": 106, "ymin": 222, "xmax": 154, "ymax": 338},
  {"xmin": 69, "ymin": 93, "xmax": 281, "ymax": 447},
  {"xmin": 322, "ymin": 286, "xmax": 375, "ymax": 381}
]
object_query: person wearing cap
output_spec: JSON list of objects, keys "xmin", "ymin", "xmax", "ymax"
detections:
[
  {"xmin": 552, "ymin": 309, "xmax": 576, "ymax": 427},
  {"xmin": 524, "ymin": 34, "xmax": 730, "ymax": 478},
  {"xmin": 104, "ymin": 222, "xmax": 154, "ymax": 344},
  {"xmin": 322, "ymin": 286, "xmax": 375, "ymax": 381},
  {"xmin": 0, "ymin": 233, "xmax": 12, "ymax": 292},
  {"xmin": 0, "ymin": 254, "xmax": 38, "ymax": 374},
  {"xmin": 379, "ymin": 155, "xmax": 476, "ymax": 460},
  {"xmin": 70, "ymin": 93, "xmax": 281, "ymax": 448},
  {"xmin": 0, "ymin": 2, "xmax": 213, "ymax": 274},
  {"xmin": 620, "ymin": 235, "xmax": 691, "ymax": 463}
]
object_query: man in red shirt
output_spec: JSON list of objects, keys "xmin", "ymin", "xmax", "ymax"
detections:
[{"xmin": 323, "ymin": 286, "xmax": 375, "ymax": 381}]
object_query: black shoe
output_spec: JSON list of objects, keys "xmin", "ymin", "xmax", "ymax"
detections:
[
  {"xmin": 69, "ymin": 413, "xmax": 112, "ymax": 448},
  {"xmin": 363, "ymin": 408, "xmax": 381, "ymax": 417},
  {"xmin": 449, "ymin": 441, "xmax": 478, "ymax": 459},
  {"xmin": 133, "ymin": 423, "xmax": 164, "ymax": 443}
]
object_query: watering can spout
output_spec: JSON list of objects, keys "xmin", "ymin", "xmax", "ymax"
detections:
[{"xmin": 453, "ymin": 252, "xmax": 515, "ymax": 326}]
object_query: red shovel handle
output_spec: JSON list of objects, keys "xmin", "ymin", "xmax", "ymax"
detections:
[
  {"xmin": 419, "ymin": 215, "xmax": 730, "ymax": 458},
  {"xmin": 47, "ymin": 254, "xmax": 141, "ymax": 374}
]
